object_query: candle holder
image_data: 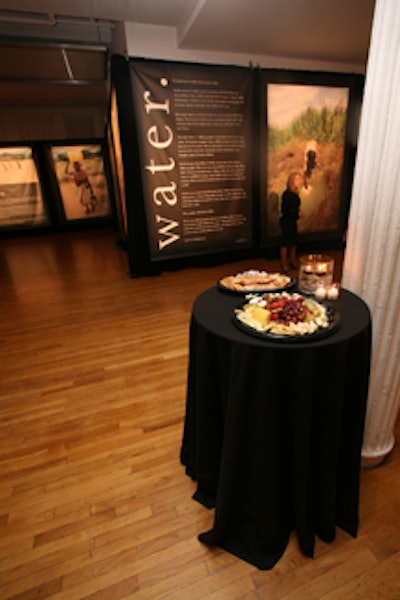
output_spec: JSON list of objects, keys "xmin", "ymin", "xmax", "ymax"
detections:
[{"xmin": 298, "ymin": 254, "xmax": 334, "ymax": 295}]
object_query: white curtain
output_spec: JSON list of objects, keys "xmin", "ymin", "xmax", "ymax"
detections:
[{"xmin": 342, "ymin": 0, "xmax": 400, "ymax": 465}]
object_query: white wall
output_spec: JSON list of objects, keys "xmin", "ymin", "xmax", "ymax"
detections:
[{"xmin": 123, "ymin": 22, "xmax": 366, "ymax": 73}]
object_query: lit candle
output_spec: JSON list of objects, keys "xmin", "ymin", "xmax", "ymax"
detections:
[
  {"xmin": 315, "ymin": 285, "xmax": 326, "ymax": 300},
  {"xmin": 327, "ymin": 284, "xmax": 339, "ymax": 299},
  {"xmin": 316, "ymin": 262, "xmax": 327, "ymax": 275}
]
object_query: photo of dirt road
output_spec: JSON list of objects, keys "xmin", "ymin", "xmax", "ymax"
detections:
[{"xmin": 265, "ymin": 83, "xmax": 349, "ymax": 239}]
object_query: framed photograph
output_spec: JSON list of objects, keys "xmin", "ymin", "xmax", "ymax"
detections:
[
  {"xmin": 49, "ymin": 142, "xmax": 112, "ymax": 222},
  {"xmin": 260, "ymin": 71, "xmax": 363, "ymax": 247},
  {"xmin": 0, "ymin": 145, "xmax": 49, "ymax": 230}
]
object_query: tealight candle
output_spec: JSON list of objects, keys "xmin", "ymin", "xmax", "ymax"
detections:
[
  {"xmin": 327, "ymin": 284, "xmax": 339, "ymax": 300},
  {"xmin": 315, "ymin": 285, "xmax": 326, "ymax": 300}
]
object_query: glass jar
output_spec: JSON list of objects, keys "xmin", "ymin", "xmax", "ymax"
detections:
[{"xmin": 298, "ymin": 254, "xmax": 334, "ymax": 295}]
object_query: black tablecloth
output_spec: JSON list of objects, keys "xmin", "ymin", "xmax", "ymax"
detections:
[{"xmin": 180, "ymin": 286, "xmax": 372, "ymax": 570}]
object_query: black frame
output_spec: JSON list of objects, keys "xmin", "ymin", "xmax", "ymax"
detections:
[
  {"xmin": 46, "ymin": 139, "xmax": 115, "ymax": 227},
  {"xmin": 260, "ymin": 69, "xmax": 364, "ymax": 249},
  {"xmin": 110, "ymin": 55, "xmax": 261, "ymax": 277}
]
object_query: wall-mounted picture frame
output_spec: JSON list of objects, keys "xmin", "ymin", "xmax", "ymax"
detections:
[
  {"xmin": 49, "ymin": 142, "xmax": 113, "ymax": 222},
  {"xmin": 260, "ymin": 70, "xmax": 363, "ymax": 248},
  {"xmin": 0, "ymin": 145, "xmax": 49, "ymax": 230}
]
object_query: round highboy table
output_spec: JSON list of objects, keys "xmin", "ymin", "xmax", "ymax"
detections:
[{"xmin": 180, "ymin": 286, "xmax": 372, "ymax": 570}]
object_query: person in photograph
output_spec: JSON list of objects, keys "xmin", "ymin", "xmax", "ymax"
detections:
[
  {"xmin": 65, "ymin": 160, "xmax": 97, "ymax": 214},
  {"xmin": 279, "ymin": 172, "xmax": 304, "ymax": 272},
  {"xmin": 303, "ymin": 139, "xmax": 318, "ymax": 189}
]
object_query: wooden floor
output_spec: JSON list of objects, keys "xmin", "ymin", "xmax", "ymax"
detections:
[{"xmin": 0, "ymin": 228, "xmax": 399, "ymax": 600}]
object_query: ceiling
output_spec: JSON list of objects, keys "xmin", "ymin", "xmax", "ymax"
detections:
[{"xmin": 0, "ymin": 0, "xmax": 376, "ymax": 107}]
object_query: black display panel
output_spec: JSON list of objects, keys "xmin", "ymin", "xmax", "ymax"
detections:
[
  {"xmin": 110, "ymin": 56, "xmax": 363, "ymax": 276},
  {"xmin": 129, "ymin": 59, "xmax": 254, "ymax": 261}
]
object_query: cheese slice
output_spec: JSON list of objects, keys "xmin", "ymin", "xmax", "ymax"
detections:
[{"xmin": 250, "ymin": 306, "xmax": 271, "ymax": 327}]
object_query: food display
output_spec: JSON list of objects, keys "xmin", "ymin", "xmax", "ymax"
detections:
[
  {"xmin": 219, "ymin": 269, "xmax": 293, "ymax": 293},
  {"xmin": 234, "ymin": 291, "xmax": 338, "ymax": 339}
]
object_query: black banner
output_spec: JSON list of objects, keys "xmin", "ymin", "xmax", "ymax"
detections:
[{"xmin": 129, "ymin": 60, "xmax": 254, "ymax": 261}]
